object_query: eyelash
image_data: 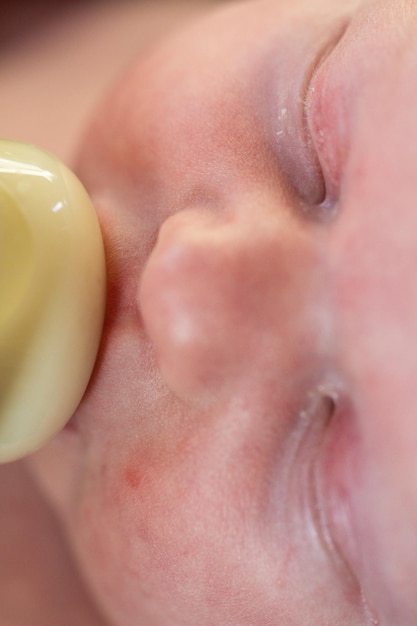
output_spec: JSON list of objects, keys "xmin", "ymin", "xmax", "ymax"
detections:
[
  {"xmin": 274, "ymin": 104, "xmax": 326, "ymax": 210},
  {"xmin": 299, "ymin": 22, "xmax": 350, "ymax": 214},
  {"xmin": 300, "ymin": 104, "xmax": 328, "ymax": 209},
  {"xmin": 273, "ymin": 61, "xmax": 329, "ymax": 211}
]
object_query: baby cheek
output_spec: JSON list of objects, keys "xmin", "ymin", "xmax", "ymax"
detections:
[{"xmin": 75, "ymin": 436, "xmax": 261, "ymax": 626}]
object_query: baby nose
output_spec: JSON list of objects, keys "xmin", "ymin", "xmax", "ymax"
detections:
[{"xmin": 139, "ymin": 203, "xmax": 327, "ymax": 405}]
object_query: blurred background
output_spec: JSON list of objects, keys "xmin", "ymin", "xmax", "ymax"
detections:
[{"xmin": 0, "ymin": 0, "xmax": 216, "ymax": 163}]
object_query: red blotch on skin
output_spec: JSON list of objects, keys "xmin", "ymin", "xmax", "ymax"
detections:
[{"xmin": 124, "ymin": 464, "xmax": 143, "ymax": 491}]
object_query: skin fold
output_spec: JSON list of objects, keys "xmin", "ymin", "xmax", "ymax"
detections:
[{"xmin": 2, "ymin": 0, "xmax": 417, "ymax": 624}]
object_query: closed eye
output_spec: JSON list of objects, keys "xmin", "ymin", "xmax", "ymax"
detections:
[{"xmin": 301, "ymin": 20, "xmax": 351, "ymax": 214}]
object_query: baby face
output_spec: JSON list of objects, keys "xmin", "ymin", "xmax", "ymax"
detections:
[{"xmin": 28, "ymin": 0, "xmax": 417, "ymax": 624}]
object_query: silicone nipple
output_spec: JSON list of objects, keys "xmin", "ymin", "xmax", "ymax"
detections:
[{"xmin": 0, "ymin": 140, "xmax": 106, "ymax": 463}]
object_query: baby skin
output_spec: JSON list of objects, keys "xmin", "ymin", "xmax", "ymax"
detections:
[{"xmin": 5, "ymin": 0, "xmax": 417, "ymax": 624}]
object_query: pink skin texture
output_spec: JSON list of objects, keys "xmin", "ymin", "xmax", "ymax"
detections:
[{"xmin": 27, "ymin": 0, "xmax": 417, "ymax": 624}]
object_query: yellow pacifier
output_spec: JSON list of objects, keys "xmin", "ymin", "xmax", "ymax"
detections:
[{"xmin": 0, "ymin": 140, "xmax": 106, "ymax": 463}]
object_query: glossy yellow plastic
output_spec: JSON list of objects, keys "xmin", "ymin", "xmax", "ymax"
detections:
[{"xmin": 0, "ymin": 140, "xmax": 106, "ymax": 462}]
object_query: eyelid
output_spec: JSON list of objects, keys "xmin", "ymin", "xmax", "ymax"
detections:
[
  {"xmin": 302, "ymin": 20, "xmax": 351, "ymax": 207},
  {"xmin": 303, "ymin": 21, "xmax": 350, "ymax": 111}
]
